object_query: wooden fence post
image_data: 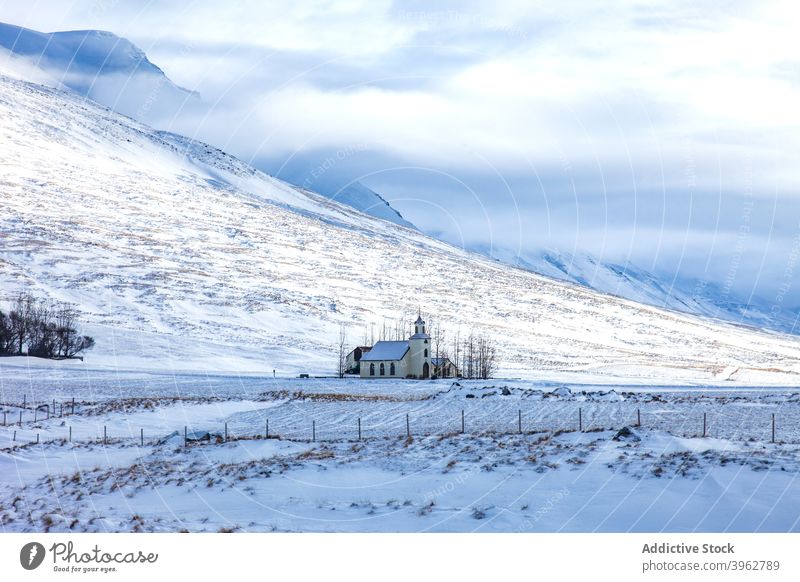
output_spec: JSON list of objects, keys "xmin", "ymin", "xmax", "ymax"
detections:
[
  {"xmin": 224, "ymin": 422, "xmax": 228, "ymax": 443},
  {"xmin": 18, "ymin": 410, "xmax": 22, "ymax": 426},
  {"xmin": 358, "ymin": 417, "xmax": 362, "ymax": 441},
  {"xmin": 312, "ymin": 420, "xmax": 316, "ymax": 442},
  {"xmin": 69, "ymin": 426, "xmax": 72, "ymax": 442},
  {"xmin": 579, "ymin": 407, "xmax": 583, "ymax": 432},
  {"xmin": 140, "ymin": 428, "xmax": 144, "ymax": 447},
  {"xmin": 104, "ymin": 425, "xmax": 107, "ymax": 445},
  {"xmin": 71, "ymin": 397, "xmax": 75, "ymax": 415},
  {"xmin": 265, "ymin": 420, "xmax": 269, "ymax": 439},
  {"xmin": 702, "ymin": 413, "xmax": 707, "ymax": 438},
  {"xmin": 772, "ymin": 413, "xmax": 776, "ymax": 444},
  {"xmin": 518, "ymin": 409, "xmax": 522, "ymax": 434},
  {"xmin": 22, "ymin": 394, "xmax": 26, "ymax": 409},
  {"xmin": 406, "ymin": 414, "xmax": 410, "ymax": 437},
  {"xmin": 461, "ymin": 409, "xmax": 465, "ymax": 434},
  {"xmin": 637, "ymin": 408, "xmax": 641, "ymax": 427},
  {"xmin": 184, "ymin": 426, "xmax": 187, "ymax": 447}
]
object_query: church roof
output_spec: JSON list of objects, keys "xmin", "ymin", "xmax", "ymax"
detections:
[
  {"xmin": 409, "ymin": 332, "xmax": 430, "ymax": 340},
  {"xmin": 360, "ymin": 341, "xmax": 409, "ymax": 361},
  {"xmin": 415, "ymin": 315, "xmax": 425, "ymax": 325}
]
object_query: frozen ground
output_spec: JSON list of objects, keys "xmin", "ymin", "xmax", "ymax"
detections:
[{"xmin": 1, "ymin": 371, "xmax": 799, "ymax": 533}]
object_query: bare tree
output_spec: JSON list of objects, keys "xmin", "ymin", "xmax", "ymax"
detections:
[
  {"xmin": 27, "ymin": 300, "xmax": 55, "ymax": 358},
  {"xmin": 9, "ymin": 293, "xmax": 35, "ymax": 355},
  {"xmin": 477, "ymin": 334, "xmax": 499, "ymax": 379},
  {"xmin": 0, "ymin": 309, "xmax": 13, "ymax": 354},
  {"xmin": 1, "ymin": 296, "xmax": 95, "ymax": 359},
  {"xmin": 337, "ymin": 324, "xmax": 347, "ymax": 378},
  {"xmin": 463, "ymin": 331, "xmax": 476, "ymax": 379},
  {"xmin": 452, "ymin": 328, "xmax": 461, "ymax": 378},
  {"xmin": 431, "ymin": 322, "xmax": 446, "ymax": 376}
]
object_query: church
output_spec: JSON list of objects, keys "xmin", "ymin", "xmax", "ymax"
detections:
[{"xmin": 358, "ymin": 315, "xmax": 458, "ymax": 379}]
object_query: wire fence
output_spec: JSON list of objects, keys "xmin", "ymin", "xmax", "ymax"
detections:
[{"xmin": 2, "ymin": 399, "xmax": 798, "ymax": 447}]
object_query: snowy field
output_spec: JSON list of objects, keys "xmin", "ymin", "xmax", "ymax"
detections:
[{"xmin": 2, "ymin": 364, "xmax": 800, "ymax": 533}]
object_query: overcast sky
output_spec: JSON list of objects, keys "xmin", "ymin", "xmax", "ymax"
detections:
[{"xmin": 3, "ymin": 0, "xmax": 800, "ymax": 303}]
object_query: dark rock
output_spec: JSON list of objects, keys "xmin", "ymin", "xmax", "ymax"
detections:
[
  {"xmin": 501, "ymin": 387, "xmax": 511, "ymax": 396},
  {"xmin": 613, "ymin": 426, "xmax": 641, "ymax": 442}
]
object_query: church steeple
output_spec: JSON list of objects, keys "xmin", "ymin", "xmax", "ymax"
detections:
[
  {"xmin": 414, "ymin": 311, "xmax": 425, "ymax": 335},
  {"xmin": 409, "ymin": 312, "xmax": 430, "ymax": 378}
]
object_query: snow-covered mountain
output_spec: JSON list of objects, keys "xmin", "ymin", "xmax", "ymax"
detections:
[
  {"xmin": 474, "ymin": 245, "xmax": 798, "ymax": 335},
  {"xmin": 0, "ymin": 22, "xmax": 197, "ymax": 125},
  {"xmin": 0, "ymin": 22, "xmax": 418, "ymax": 230},
  {"xmin": 309, "ymin": 180, "xmax": 416, "ymax": 229},
  {"xmin": 3, "ymin": 61, "xmax": 800, "ymax": 383},
  {"xmin": 3, "ymin": 21, "xmax": 794, "ymax": 334}
]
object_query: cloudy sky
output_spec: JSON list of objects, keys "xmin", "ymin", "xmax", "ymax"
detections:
[{"xmin": 3, "ymin": 0, "xmax": 800, "ymax": 305}]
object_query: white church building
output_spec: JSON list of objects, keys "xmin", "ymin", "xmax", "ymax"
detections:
[{"xmin": 360, "ymin": 315, "xmax": 434, "ymax": 379}]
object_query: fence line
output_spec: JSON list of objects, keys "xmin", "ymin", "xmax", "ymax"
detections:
[{"xmin": 0, "ymin": 408, "xmax": 793, "ymax": 448}]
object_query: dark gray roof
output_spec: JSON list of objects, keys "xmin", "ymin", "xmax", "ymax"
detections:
[
  {"xmin": 360, "ymin": 341, "xmax": 409, "ymax": 361},
  {"xmin": 410, "ymin": 332, "xmax": 430, "ymax": 340},
  {"xmin": 431, "ymin": 357, "xmax": 452, "ymax": 366}
]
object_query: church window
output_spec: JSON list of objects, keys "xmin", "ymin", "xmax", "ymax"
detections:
[
  {"xmin": 380, "ymin": 363, "xmax": 385, "ymax": 376},
  {"xmin": 390, "ymin": 363, "xmax": 396, "ymax": 375},
  {"xmin": 370, "ymin": 363, "xmax": 375, "ymax": 376},
  {"xmin": 424, "ymin": 349, "xmax": 428, "ymax": 358}
]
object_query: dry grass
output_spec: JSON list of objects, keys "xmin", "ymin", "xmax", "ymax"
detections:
[{"xmin": 297, "ymin": 448, "xmax": 335, "ymax": 460}]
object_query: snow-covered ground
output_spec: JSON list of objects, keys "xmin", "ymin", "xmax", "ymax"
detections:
[{"xmin": 1, "ymin": 373, "xmax": 799, "ymax": 533}]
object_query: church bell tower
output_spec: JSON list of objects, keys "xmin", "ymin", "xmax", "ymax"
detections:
[{"xmin": 409, "ymin": 311, "xmax": 431, "ymax": 379}]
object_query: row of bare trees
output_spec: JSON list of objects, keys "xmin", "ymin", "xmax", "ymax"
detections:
[
  {"xmin": 432, "ymin": 324, "xmax": 498, "ymax": 380},
  {"xmin": 0, "ymin": 294, "xmax": 95, "ymax": 359}
]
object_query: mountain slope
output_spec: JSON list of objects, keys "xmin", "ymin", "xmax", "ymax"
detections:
[
  {"xmin": 3, "ymin": 22, "xmax": 791, "ymax": 330},
  {"xmin": 314, "ymin": 180, "xmax": 416, "ymax": 229},
  {"xmin": 476, "ymin": 245, "xmax": 799, "ymax": 335},
  {"xmin": 2, "ymin": 67, "xmax": 800, "ymax": 383},
  {"xmin": 0, "ymin": 22, "xmax": 417, "ymax": 230},
  {"xmin": 0, "ymin": 22, "xmax": 197, "ymax": 124}
]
